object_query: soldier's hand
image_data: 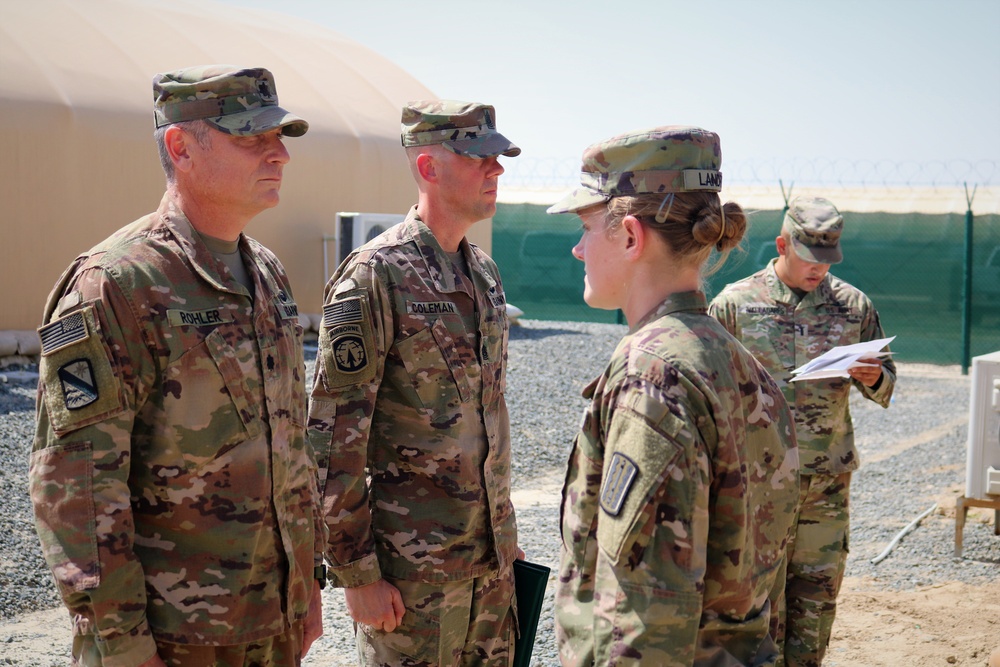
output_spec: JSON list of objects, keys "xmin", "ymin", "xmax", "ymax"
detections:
[
  {"xmin": 345, "ymin": 579, "xmax": 406, "ymax": 632},
  {"xmin": 302, "ymin": 579, "xmax": 324, "ymax": 657},
  {"xmin": 138, "ymin": 654, "xmax": 168, "ymax": 667},
  {"xmin": 848, "ymin": 357, "xmax": 883, "ymax": 387}
]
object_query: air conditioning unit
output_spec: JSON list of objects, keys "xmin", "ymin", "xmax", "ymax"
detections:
[
  {"xmin": 323, "ymin": 212, "xmax": 405, "ymax": 278},
  {"xmin": 966, "ymin": 350, "xmax": 1000, "ymax": 500}
]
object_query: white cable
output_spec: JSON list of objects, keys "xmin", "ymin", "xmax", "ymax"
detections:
[{"xmin": 870, "ymin": 503, "xmax": 938, "ymax": 565}]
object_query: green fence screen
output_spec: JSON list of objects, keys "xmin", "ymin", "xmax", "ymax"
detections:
[{"xmin": 492, "ymin": 202, "xmax": 1000, "ymax": 366}]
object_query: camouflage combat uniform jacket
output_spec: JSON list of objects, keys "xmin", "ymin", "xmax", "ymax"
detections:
[
  {"xmin": 309, "ymin": 206, "xmax": 518, "ymax": 586},
  {"xmin": 30, "ymin": 193, "xmax": 321, "ymax": 665},
  {"xmin": 557, "ymin": 291, "xmax": 800, "ymax": 667},
  {"xmin": 709, "ymin": 259, "xmax": 896, "ymax": 474}
]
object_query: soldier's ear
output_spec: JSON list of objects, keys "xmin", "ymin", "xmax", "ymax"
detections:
[
  {"xmin": 415, "ymin": 152, "xmax": 437, "ymax": 182},
  {"xmin": 775, "ymin": 235, "xmax": 788, "ymax": 257},
  {"xmin": 621, "ymin": 215, "xmax": 645, "ymax": 260},
  {"xmin": 165, "ymin": 125, "xmax": 194, "ymax": 174}
]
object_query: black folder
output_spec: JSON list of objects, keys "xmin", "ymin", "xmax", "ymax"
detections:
[{"xmin": 513, "ymin": 559, "xmax": 551, "ymax": 667}]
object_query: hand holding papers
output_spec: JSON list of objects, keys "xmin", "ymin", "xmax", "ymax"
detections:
[{"xmin": 790, "ymin": 336, "xmax": 895, "ymax": 382}]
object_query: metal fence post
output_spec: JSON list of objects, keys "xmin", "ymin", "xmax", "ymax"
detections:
[{"xmin": 960, "ymin": 182, "xmax": 977, "ymax": 374}]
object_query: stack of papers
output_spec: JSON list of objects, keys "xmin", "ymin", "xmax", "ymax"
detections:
[{"xmin": 790, "ymin": 336, "xmax": 895, "ymax": 382}]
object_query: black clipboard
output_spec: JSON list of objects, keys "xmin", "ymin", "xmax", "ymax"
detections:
[{"xmin": 513, "ymin": 559, "xmax": 551, "ymax": 667}]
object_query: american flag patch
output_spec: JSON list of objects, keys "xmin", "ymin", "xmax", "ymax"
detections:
[
  {"xmin": 323, "ymin": 298, "xmax": 363, "ymax": 328},
  {"xmin": 39, "ymin": 311, "xmax": 89, "ymax": 355}
]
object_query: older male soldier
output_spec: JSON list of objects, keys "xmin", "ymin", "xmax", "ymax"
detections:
[
  {"xmin": 710, "ymin": 196, "xmax": 896, "ymax": 667},
  {"xmin": 30, "ymin": 65, "xmax": 324, "ymax": 667},
  {"xmin": 308, "ymin": 100, "xmax": 523, "ymax": 667}
]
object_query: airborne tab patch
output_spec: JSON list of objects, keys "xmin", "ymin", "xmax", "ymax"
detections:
[{"xmin": 600, "ymin": 452, "xmax": 639, "ymax": 516}]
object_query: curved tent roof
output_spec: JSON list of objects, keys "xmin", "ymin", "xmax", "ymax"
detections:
[{"xmin": 0, "ymin": 0, "xmax": 437, "ymax": 331}]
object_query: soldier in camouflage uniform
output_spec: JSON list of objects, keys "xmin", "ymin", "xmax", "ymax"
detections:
[
  {"xmin": 29, "ymin": 65, "xmax": 325, "ymax": 667},
  {"xmin": 709, "ymin": 196, "xmax": 896, "ymax": 667},
  {"xmin": 308, "ymin": 100, "xmax": 523, "ymax": 667},
  {"xmin": 547, "ymin": 126, "xmax": 801, "ymax": 666}
]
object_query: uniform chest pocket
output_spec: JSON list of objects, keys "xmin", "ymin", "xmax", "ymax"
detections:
[
  {"xmin": 161, "ymin": 327, "xmax": 261, "ymax": 458},
  {"xmin": 396, "ymin": 318, "xmax": 471, "ymax": 410}
]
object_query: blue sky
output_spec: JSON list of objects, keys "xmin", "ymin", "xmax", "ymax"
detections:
[{"xmin": 218, "ymin": 0, "xmax": 999, "ymax": 183}]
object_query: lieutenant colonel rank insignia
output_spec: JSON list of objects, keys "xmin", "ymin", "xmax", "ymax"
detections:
[{"xmin": 600, "ymin": 452, "xmax": 638, "ymax": 516}]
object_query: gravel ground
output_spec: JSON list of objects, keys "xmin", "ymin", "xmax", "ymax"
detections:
[{"xmin": 1, "ymin": 319, "xmax": 998, "ymax": 666}]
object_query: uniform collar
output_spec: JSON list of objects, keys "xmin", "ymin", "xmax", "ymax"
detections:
[
  {"xmin": 404, "ymin": 206, "xmax": 498, "ymax": 296},
  {"xmin": 158, "ymin": 192, "xmax": 252, "ymax": 296},
  {"xmin": 764, "ymin": 258, "xmax": 833, "ymax": 307},
  {"xmin": 631, "ymin": 290, "xmax": 708, "ymax": 332}
]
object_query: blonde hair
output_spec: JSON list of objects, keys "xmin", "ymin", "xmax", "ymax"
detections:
[{"xmin": 604, "ymin": 191, "xmax": 747, "ymax": 276}]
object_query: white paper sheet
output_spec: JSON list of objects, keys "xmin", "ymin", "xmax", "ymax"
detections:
[{"xmin": 789, "ymin": 336, "xmax": 896, "ymax": 382}]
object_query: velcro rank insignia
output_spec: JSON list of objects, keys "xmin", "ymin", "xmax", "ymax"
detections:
[
  {"xmin": 600, "ymin": 452, "xmax": 638, "ymax": 516},
  {"xmin": 321, "ymin": 294, "xmax": 377, "ymax": 389}
]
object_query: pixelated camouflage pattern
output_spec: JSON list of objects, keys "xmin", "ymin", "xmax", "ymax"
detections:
[
  {"xmin": 780, "ymin": 472, "xmax": 851, "ymax": 667},
  {"xmin": 782, "ymin": 196, "xmax": 844, "ymax": 265},
  {"xmin": 547, "ymin": 126, "xmax": 723, "ymax": 215},
  {"xmin": 400, "ymin": 99, "xmax": 520, "ymax": 158},
  {"xmin": 153, "ymin": 64, "xmax": 308, "ymax": 136},
  {"xmin": 556, "ymin": 291, "xmax": 800, "ymax": 667},
  {"xmin": 309, "ymin": 206, "xmax": 518, "ymax": 589},
  {"xmin": 356, "ymin": 569, "xmax": 516, "ymax": 666},
  {"xmin": 708, "ymin": 259, "xmax": 896, "ymax": 474},
  {"xmin": 30, "ymin": 193, "xmax": 321, "ymax": 664}
]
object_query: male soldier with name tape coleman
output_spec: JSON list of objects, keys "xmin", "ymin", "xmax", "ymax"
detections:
[
  {"xmin": 29, "ymin": 66, "xmax": 325, "ymax": 666},
  {"xmin": 710, "ymin": 196, "xmax": 896, "ymax": 667},
  {"xmin": 308, "ymin": 100, "xmax": 524, "ymax": 666}
]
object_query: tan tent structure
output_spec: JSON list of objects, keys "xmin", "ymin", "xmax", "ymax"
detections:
[{"xmin": 0, "ymin": 0, "xmax": 491, "ymax": 353}]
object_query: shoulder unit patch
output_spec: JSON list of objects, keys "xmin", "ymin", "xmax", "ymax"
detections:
[{"xmin": 600, "ymin": 451, "xmax": 639, "ymax": 516}]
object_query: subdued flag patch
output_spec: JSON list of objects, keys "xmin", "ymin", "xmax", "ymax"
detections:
[
  {"xmin": 323, "ymin": 298, "xmax": 363, "ymax": 327},
  {"xmin": 39, "ymin": 311, "xmax": 88, "ymax": 355}
]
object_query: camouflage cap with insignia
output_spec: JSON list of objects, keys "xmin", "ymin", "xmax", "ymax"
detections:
[
  {"xmin": 782, "ymin": 195, "xmax": 844, "ymax": 264},
  {"xmin": 401, "ymin": 100, "xmax": 520, "ymax": 158},
  {"xmin": 153, "ymin": 65, "xmax": 308, "ymax": 137},
  {"xmin": 547, "ymin": 125, "xmax": 722, "ymax": 215}
]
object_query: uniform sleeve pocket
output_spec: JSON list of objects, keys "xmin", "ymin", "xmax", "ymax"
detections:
[
  {"xmin": 39, "ymin": 306, "xmax": 126, "ymax": 436},
  {"xmin": 596, "ymin": 413, "xmax": 684, "ymax": 565},
  {"xmin": 28, "ymin": 441, "xmax": 100, "ymax": 593}
]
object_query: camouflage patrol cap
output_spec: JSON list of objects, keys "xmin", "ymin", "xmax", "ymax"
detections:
[
  {"xmin": 782, "ymin": 195, "xmax": 844, "ymax": 264},
  {"xmin": 152, "ymin": 65, "xmax": 308, "ymax": 137},
  {"xmin": 547, "ymin": 125, "xmax": 722, "ymax": 215},
  {"xmin": 401, "ymin": 100, "xmax": 520, "ymax": 158}
]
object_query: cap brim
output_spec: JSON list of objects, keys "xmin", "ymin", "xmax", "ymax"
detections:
[
  {"xmin": 443, "ymin": 132, "xmax": 520, "ymax": 158},
  {"xmin": 206, "ymin": 105, "xmax": 309, "ymax": 137},
  {"xmin": 546, "ymin": 187, "xmax": 609, "ymax": 215},
  {"xmin": 790, "ymin": 237, "xmax": 843, "ymax": 264}
]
